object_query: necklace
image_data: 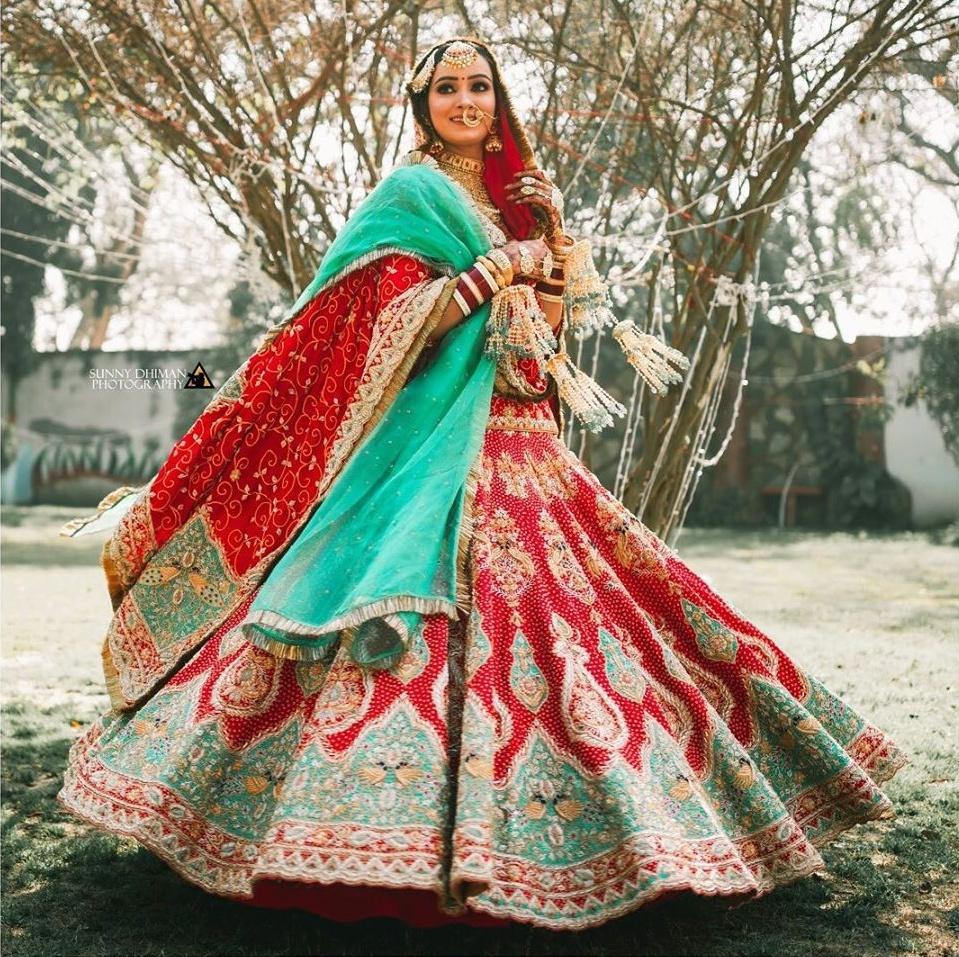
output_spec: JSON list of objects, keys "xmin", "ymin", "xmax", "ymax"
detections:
[
  {"xmin": 435, "ymin": 149, "xmax": 509, "ymax": 236},
  {"xmin": 435, "ymin": 148, "xmax": 483, "ymax": 173}
]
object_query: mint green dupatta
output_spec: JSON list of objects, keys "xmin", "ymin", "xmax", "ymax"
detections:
[{"xmin": 240, "ymin": 162, "xmax": 496, "ymax": 667}]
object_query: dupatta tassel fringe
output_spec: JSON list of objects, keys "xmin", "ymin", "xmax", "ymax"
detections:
[
  {"xmin": 545, "ymin": 351, "xmax": 627, "ymax": 433},
  {"xmin": 612, "ymin": 320, "xmax": 691, "ymax": 395}
]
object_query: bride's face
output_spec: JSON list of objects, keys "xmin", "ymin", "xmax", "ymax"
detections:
[{"xmin": 427, "ymin": 55, "xmax": 497, "ymax": 152}]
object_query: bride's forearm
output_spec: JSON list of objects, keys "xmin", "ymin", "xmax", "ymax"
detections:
[
  {"xmin": 427, "ymin": 296, "xmax": 468, "ymax": 346},
  {"xmin": 536, "ymin": 292, "xmax": 564, "ymax": 334}
]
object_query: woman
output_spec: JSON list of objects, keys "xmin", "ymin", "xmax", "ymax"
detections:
[{"xmin": 58, "ymin": 36, "xmax": 908, "ymax": 931}]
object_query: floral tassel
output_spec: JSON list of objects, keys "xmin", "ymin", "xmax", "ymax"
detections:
[
  {"xmin": 563, "ymin": 239, "xmax": 617, "ymax": 339},
  {"xmin": 545, "ymin": 351, "xmax": 627, "ymax": 433},
  {"xmin": 612, "ymin": 320, "xmax": 691, "ymax": 394}
]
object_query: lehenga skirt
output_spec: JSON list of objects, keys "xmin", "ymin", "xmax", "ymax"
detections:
[{"xmin": 58, "ymin": 393, "xmax": 909, "ymax": 931}]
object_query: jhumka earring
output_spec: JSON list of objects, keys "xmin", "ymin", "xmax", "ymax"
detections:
[{"xmin": 484, "ymin": 130, "xmax": 503, "ymax": 152}]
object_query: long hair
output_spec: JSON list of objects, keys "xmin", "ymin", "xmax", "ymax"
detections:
[{"xmin": 405, "ymin": 39, "xmax": 539, "ymax": 242}]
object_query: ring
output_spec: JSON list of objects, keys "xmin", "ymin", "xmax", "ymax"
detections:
[
  {"xmin": 522, "ymin": 176, "xmax": 537, "ymax": 186},
  {"xmin": 541, "ymin": 248, "xmax": 554, "ymax": 278},
  {"xmin": 521, "ymin": 184, "xmax": 536, "ymax": 196},
  {"xmin": 517, "ymin": 244, "xmax": 535, "ymax": 275},
  {"xmin": 550, "ymin": 186, "xmax": 565, "ymax": 215}
]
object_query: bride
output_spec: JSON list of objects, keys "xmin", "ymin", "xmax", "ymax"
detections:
[{"xmin": 57, "ymin": 35, "xmax": 908, "ymax": 931}]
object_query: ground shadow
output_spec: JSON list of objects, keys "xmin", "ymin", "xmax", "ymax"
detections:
[{"xmin": 1, "ymin": 721, "xmax": 928, "ymax": 957}]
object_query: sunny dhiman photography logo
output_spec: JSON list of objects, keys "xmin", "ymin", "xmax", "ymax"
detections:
[{"xmin": 88, "ymin": 361, "xmax": 216, "ymax": 391}]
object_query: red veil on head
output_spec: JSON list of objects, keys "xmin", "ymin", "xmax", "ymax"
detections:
[{"xmin": 405, "ymin": 35, "xmax": 541, "ymax": 242}]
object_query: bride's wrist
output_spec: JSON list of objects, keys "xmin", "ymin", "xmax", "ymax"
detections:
[
  {"xmin": 452, "ymin": 259, "xmax": 500, "ymax": 317},
  {"xmin": 535, "ymin": 275, "xmax": 566, "ymax": 302},
  {"xmin": 547, "ymin": 232, "xmax": 575, "ymax": 254}
]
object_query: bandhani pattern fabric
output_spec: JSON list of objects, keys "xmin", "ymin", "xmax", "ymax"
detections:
[{"xmin": 58, "ymin": 390, "xmax": 909, "ymax": 931}]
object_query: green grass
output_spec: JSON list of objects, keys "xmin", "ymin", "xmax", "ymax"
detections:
[{"xmin": 3, "ymin": 507, "xmax": 957, "ymax": 956}]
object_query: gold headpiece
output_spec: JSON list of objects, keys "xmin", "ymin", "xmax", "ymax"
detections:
[{"xmin": 408, "ymin": 39, "xmax": 481, "ymax": 94}]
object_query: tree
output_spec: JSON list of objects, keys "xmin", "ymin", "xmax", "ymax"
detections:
[
  {"xmin": 910, "ymin": 320, "xmax": 959, "ymax": 465},
  {"xmin": 3, "ymin": 0, "xmax": 954, "ymax": 538}
]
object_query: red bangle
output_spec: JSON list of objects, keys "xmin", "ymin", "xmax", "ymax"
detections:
[
  {"xmin": 536, "ymin": 280, "xmax": 566, "ymax": 295},
  {"xmin": 455, "ymin": 262, "xmax": 499, "ymax": 313}
]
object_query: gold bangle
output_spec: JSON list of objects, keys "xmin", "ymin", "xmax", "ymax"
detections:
[
  {"xmin": 536, "ymin": 290, "xmax": 565, "ymax": 303},
  {"xmin": 476, "ymin": 256, "xmax": 510, "ymax": 289},
  {"xmin": 486, "ymin": 248, "xmax": 514, "ymax": 284},
  {"xmin": 474, "ymin": 259, "xmax": 503, "ymax": 293},
  {"xmin": 476, "ymin": 253, "xmax": 513, "ymax": 289}
]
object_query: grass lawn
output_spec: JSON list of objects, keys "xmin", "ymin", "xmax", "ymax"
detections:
[{"xmin": 2, "ymin": 506, "xmax": 957, "ymax": 957}]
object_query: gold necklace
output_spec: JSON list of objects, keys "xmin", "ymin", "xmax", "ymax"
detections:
[
  {"xmin": 435, "ymin": 148, "xmax": 483, "ymax": 173},
  {"xmin": 435, "ymin": 149, "xmax": 508, "ymax": 232}
]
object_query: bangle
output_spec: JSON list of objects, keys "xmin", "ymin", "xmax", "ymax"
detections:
[
  {"xmin": 474, "ymin": 259, "xmax": 503, "ymax": 293},
  {"xmin": 536, "ymin": 290, "xmax": 565, "ymax": 303},
  {"xmin": 460, "ymin": 270, "xmax": 485, "ymax": 303},
  {"xmin": 476, "ymin": 255, "xmax": 510, "ymax": 289},
  {"xmin": 452, "ymin": 288, "xmax": 472, "ymax": 316},
  {"xmin": 454, "ymin": 262, "xmax": 499, "ymax": 314},
  {"xmin": 547, "ymin": 234, "xmax": 575, "ymax": 254},
  {"xmin": 485, "ymin": 249, "xmax": 514, "ymax": 285}
]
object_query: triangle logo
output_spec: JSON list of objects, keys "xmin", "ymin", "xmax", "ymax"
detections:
[{"xmin": 184, "ymin": 361, "xmax": 215, "ymax": 389}]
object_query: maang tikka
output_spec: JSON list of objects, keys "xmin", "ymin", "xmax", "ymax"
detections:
[{"xmin": 409, "ymin": 39, "xmax": 479, "ymax": 93}]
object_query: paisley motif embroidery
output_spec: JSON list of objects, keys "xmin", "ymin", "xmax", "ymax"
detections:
[
  {"xmin": 510, "ymin": 629, "xmax": 548, "ymax": 712},
  {"xmin": 539, "ymin": 511, "xmax": 595, "ymax": 605},
  {"xmin": 465, "ymin": 607, "xmax": 492, "ymax": 680},
  {"xmin": 597, "ymin": 627, "xmax": 647, "ymax": 704},
  {"xmin": 551, "ymin": 613, "xmax": 628, "ymax": 751},
  {"xmin": 529, "ymin": 451, "xmax": 577, "ymax": 502},
  {"xmin": 210, "ymin": 645, "xmax": 282, "ymax": 717},
  {"xmin": 672, "ymin": 646, "xmax": 738, "ymax": 722},
  {"xmin": 492, "ymin": 689, "xmax": 513, "ymax": 750},
  {"xmin": 218, "ymin": 626, "xmax": 247, "ymax": 659},
  {"xmin": 594, "ymin": 497, "xmax": 676, "ymax": 592},
  {"xmin": 682, "ymin": 598, "xmax": 740, "ymax": 663},
  {"xmin": 474, "ymin": 507, "xmax": 535, "ymax": 608},
  {"xmin": 496, "ymin": 452, "xmax": 532, "ymax": 499},
  {"xmin": 307, "ymin": 647, "xmax": 373, "ymax": 735}
]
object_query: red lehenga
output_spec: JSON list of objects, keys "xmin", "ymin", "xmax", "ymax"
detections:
[{"xmin": 59, "ymin": 347, "xmax": 909, "ymax": 930}]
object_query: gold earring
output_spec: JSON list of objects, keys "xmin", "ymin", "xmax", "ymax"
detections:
[
  {"xmin": 428, "ymin": 140, "xmax": 445, "ymax": 156},
  {"xmin": 484, "ymin": 131, "xmax": 503, "ymax": 152}
]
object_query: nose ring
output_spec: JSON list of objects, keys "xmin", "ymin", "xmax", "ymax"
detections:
[{"xmin": 461, "ymin": 104, "xmax": 495, "ymax": 128}]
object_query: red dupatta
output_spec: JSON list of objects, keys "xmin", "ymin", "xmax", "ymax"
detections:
[{"xmin": 94, "ymin": 254, "xmax": 456, "ymax": 711}]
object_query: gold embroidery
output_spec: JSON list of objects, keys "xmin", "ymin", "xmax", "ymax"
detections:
[
  {"xmin": 539, "ymin": 510, "xmax": 595, "ymax": 605},
  {"xmin": 473, "ymin": 508, "xmax": 535, "ymax": 608}
]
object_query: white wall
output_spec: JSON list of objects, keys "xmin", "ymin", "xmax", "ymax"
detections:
[{"xmin": 884, "ymin": 342, "xmax": 959, "ymax": 526}]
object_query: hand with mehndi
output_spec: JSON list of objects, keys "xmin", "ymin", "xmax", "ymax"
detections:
[
  {"xmin": 505, "ymin": 168, "xmax": 566, "ymax": 241},
  {"xmin": 499, "ymin": 238, "xmax": 552, "ymax": 280}
]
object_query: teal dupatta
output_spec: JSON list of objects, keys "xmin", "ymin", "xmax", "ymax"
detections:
[{"xmin": 240, "ymin": 162, "xmax": 497, "ymax": 667}]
